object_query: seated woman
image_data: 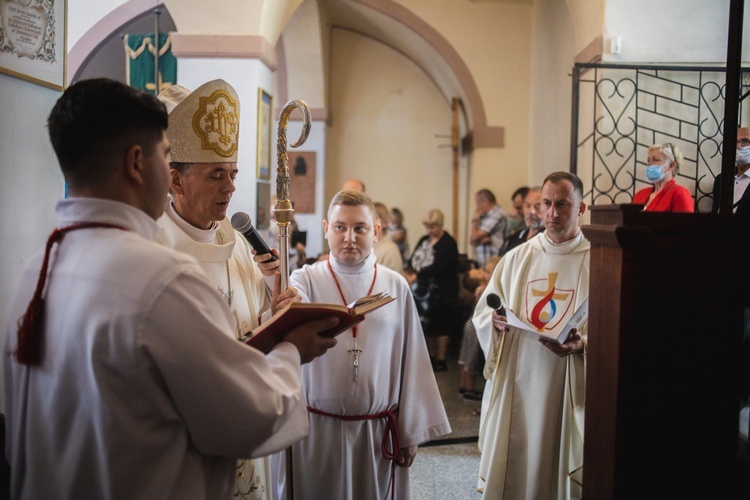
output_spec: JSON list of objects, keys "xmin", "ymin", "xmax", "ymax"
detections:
[{"xmin": 632, "ymin": 143, "xmax": 694, "ymax": 212}]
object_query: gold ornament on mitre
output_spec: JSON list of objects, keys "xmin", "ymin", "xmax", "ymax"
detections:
[{"xmin": 157, "ymin": 79, "xmax": 240, "ymax": 163}]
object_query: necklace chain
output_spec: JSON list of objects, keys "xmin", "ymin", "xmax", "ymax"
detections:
[
  {"xmin": 326, "ymin": 260, "xmax": 378, "ymax": 337},
  {"xmin": 327, "ymin": 260, "xmax": 378, "ymax": 383},
  {"xmin": 225, "ymin": 260, "xmax": 233, "ymax": 306},
  {"xmin": 216, "ymin": 231, "xmax": 240, "ymax": 339}
]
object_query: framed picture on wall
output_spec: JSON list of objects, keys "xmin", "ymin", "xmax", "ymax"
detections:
[
  {"xmin": 257, "ymin": 88, "xmax": 273, "ymax": 180},
  {"xmin": 0, "ymin": 0, "xmax": 67, "ymax": 90}
]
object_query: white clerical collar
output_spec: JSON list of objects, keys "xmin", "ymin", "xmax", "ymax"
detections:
[
  {"xmin": 328, "ymin": 251, "xmax": 377, "ymax": 274},
  {"xmin": 542, "ymin": 229, "xmax": 585, "ymax": 255},
  {"xmin": 167, "ymin": 200, "xmax": 220, "ymax": 243}
]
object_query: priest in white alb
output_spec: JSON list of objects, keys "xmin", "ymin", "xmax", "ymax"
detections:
[
  {"xmin": 473, "ymin": 171, "xmax": 590, "ymax": 500},
  {"xmin": 281, "ymin": 190, "xmax": 451, "ymax": 500}
]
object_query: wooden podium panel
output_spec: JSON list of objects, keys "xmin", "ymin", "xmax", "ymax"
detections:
[{"xmin": 581, "ymin": 205, "xmax": 750, "ymax": 499}]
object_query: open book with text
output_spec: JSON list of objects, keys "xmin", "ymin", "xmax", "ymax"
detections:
[
  {"xmin": 502, "ymin": 296, "xmax": 589, "ymax": 344},
  {"xmin": 241, "ymin": 291, "xmax": 396, "ymax": 354}
]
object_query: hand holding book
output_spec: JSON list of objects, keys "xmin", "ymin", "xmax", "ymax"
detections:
[
  {"xmin": 242, "ymin": 291, "xmax": 396, "ymax": 354},
  {"xmin": 498, "ymin": 297, "xmax": 589, "ymax": 345},
  {"xmin": 281, "ymin": 315, "xmax": 341, "ymax": 364}
]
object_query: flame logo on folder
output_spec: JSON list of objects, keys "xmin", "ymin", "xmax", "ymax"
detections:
[{"xmin": 524, "ymin": 272, "xmax": 575, "ymax": 332}]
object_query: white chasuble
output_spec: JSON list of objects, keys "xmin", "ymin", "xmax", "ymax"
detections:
[{"xmin": 473, "ymin": 232, "xmax": 589, "ymax": 500}]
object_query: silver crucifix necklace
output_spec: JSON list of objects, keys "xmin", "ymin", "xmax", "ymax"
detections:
[{"xmin": 327, "ymin": 260, "xmax": 378, "ymax": 382}]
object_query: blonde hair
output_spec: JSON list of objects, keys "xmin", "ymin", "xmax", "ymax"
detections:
[
  {"xmin": 327, "ymin": 189, "xmax": 375, "ymax": 222},
  {"xmin": 422, "ymin": 208, "xmax": 444, "ymax": 227},
  {"xmin": 650, "ymin": 143, "xmax": 684, "ymax": 174}
]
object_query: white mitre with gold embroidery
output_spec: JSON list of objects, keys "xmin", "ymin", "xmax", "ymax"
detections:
[{"xmin": 157, "ymin": 79, "xmax": 240, "ymax": 163}]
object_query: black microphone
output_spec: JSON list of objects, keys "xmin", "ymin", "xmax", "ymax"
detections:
[
  {"xmin": 231, "ymin": 211, "xmax": 278, "ymax": 262},
  {"xmin": 486, "ymin": 293, "xmax": 506, "ymax": 316}
]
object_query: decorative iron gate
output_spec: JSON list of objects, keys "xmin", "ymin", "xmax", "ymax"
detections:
[{"xmin": 570, "ymin": 63, "xmax": 750, "ymax": 213}]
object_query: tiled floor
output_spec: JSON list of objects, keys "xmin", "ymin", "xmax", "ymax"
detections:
[
  {"xmin": 409, "ymin": 353, "xmax": 750, "ymax": 500},
  {"xmin": 410, "ymin": 354, "xmax": 485, "ymax": 499}
]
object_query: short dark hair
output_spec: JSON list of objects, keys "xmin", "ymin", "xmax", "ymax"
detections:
[
  {"xmin": 542, "ymin": 171, "xmax": 584, "ymax": 201},
  {"xmin": 477, "ymin": 189, "xmax": 496, "ymax": 204},
  {"xmin": 512, "ymin": 186, "xmax": 530, "ymax": 200},
  {"xmin": 47, "ymin": 78, "xmax": 168, "ymax": 186}
]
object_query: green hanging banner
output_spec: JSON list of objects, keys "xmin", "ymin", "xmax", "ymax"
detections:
[{"xmin": 124, "ymin": 33, "xmax": 176, "ymax": 95}]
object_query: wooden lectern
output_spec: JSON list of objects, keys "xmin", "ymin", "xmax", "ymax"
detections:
[{"xmin": 581, "ymin": 204, "xmax": 750, "ymax": 498}]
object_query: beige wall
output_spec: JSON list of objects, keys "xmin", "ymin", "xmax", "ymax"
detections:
[
  {"xmin": 563, "ymin": 0, "xmax": 604, "ymax": 54},
  {"xmin": 326, "ymin": 28, "xmax": 454, "ymax": 253},
  {"xmin": 403, "ymin": 0, "xmax": 535, "ymax": 206},
  {"xmin": 529, "ymin": 0, "xmax": 577, "ymax": 187}
]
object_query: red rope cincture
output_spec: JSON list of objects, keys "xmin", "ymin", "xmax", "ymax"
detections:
[
  {"xmin": 306, "ymin": 405, "xmax": 401, "ymax": 499},
  {"xmin": 15, "ymin": 222, "xmax": 128, "ymax": 366}
]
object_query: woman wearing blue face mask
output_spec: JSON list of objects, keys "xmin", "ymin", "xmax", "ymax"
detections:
[{"xmin": 632, "ymin": 143, "xmax": 695, "ymax": 212}]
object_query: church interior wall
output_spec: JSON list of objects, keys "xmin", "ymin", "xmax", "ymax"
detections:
[
  {"xmin": 325, "ymin": 28, "xmax": 456, "ymax": 252},
  {"xmin": 0, "ymin": 75, "xmax": 63, "ymax": 406},
  {"xmin": 2, "ymin": 0, "xmax": 749, "ymax": 410},
  {"xmin": 603, "ymin": 0, "xmax": 750, "ymax": 64}
]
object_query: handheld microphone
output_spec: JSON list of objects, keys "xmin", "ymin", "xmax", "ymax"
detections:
[
  {"xmin": 231, "ymin": 212, "xmax": 278, "ymax": 262},
  {"xmin": 486, "ymin": 293, "xmax": 506, "ymax": 316}
]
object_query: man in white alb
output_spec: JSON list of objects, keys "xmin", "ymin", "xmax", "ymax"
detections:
[
  {"xmin": 473, "ymin": 171, "xmax": 590, "ymax": 499},
  {"xmin": 3, "ymin": 78, "xmax": 337, "ymax": 500},
  {"xmin": 156, "ymin": 79, "xmax": 298, "ymax": 499},
  {"xmin": 281, "ymin": 190, "xmax": 451, "ymax": 499}
]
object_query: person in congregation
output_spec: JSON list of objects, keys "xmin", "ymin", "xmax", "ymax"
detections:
[
  {"xmin": 711, "ymin": 126, "xmax": 750, "ymax": 214},
  {"xmin": 457, "ymin": 255, "xmax": 500, "ymax": 404},
  {"xmin": 503, "ymin": 185, "xmax": 544, "ymax": 253},
  {"xmin": 473, "ymin": 171, "xmax": 590, "ymax": 499},
  {"xmin": 373, "ymin": 201, "xmax": 404, "ymax": 272},
  {"xmin": 388, "ymin": 206, "xmax": 410, "ymax": 263},
  {"xmin": 409, "ymin": 208, "xmax": 459, "ymax": 372},
  {"xmin": 155, "ymin": 79, "xmax": 301, "ymax": 498},
  {"xmin": 342, "ymin": 178, "xmax": 366, "ymax": 192},
  {"xmin": 470, "ymin": 188, "xmax": 509, "ymax": 265},
  {"xmin": 505, "ymin": 185, "xmax": 530, "ymax": 236},
  {"xmin": 281, "ymin": 190, "xmax": 451, "ymax": 499},
  {"xmin": 632, "ymin": 143, "xmax": 694, "ymax": 212},
  {"xmin": 3, "ymin": 78, "xmax": 338, "ymax": 499}
]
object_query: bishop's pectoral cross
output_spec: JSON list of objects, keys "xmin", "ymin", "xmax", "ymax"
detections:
[{"xmin": 348, "ymin": 333, "xmax": 363, "ymax": 382}]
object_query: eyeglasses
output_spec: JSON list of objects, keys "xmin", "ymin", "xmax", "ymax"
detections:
[{"xmin": 737, "ymin": 138, "xmax": 750, "ymax": 148}]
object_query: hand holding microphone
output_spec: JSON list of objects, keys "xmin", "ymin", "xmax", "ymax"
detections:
[
  {"xmin": 231, "ymin": 212, "xmax": 278, "ymax": 263},
  {"xmin": 487, "ymin": 293, "xmax": 508, "ymax": 332}
]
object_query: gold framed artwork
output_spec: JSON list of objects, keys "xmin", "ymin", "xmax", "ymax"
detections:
[
  {"xmin": 0, "ymin": 0, "xmax": 67, "ymax": 90},
  {"xmin": 257, "ymin": 88, "xmax": 273, "ymax": 180}
]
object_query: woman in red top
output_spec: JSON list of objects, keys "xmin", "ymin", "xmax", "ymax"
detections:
[{"xmin": 632, "ymin": 143, "xmax": 694, "ymax": 212}]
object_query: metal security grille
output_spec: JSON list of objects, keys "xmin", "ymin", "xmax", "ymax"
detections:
[{"xmin": 570, "ymin": 63, "xmax": 750, "ymax": 213}]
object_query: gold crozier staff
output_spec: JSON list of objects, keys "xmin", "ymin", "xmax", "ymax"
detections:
[
  {"xmin": 274, "ymin": 99, "xmax": 311, "ymax": 500},
  {"xmin": 274, "ymin": 99, "xmax": 311, "ymax": 290}
]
